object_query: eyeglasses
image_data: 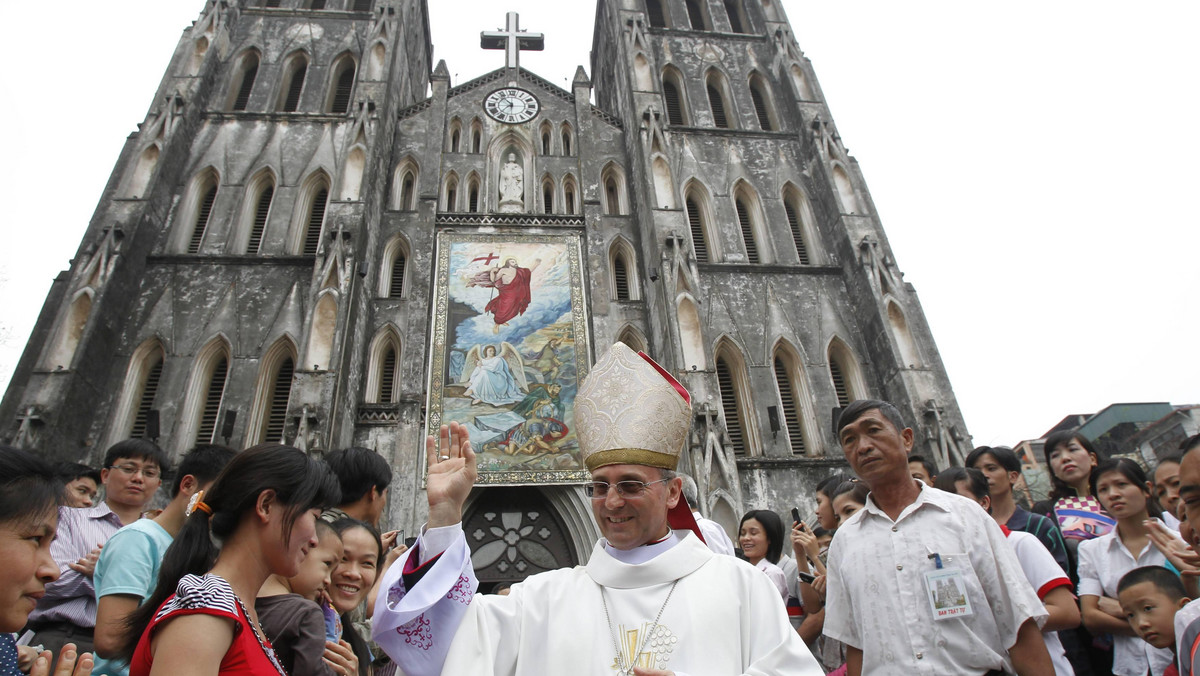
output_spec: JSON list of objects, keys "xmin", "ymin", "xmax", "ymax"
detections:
[
  {"xmin": 108, "ymin": 463, "xmax": 161, "ymax": 480},
  {"xmin": 584, "ymin": 479, "xmax": 669, "ymax": 500}
]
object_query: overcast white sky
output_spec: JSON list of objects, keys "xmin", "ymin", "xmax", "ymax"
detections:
[{"xmin": 0, "ymin": 1, "xmax": 1196, "ymax": 447}]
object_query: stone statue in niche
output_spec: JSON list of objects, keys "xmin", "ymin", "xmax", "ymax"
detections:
[{"xmin": 498, "ymin": 153, "xmax": 524, "ymax": 213}]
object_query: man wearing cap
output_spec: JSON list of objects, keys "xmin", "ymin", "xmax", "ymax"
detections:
[{"xmin": 373, "ymin": 343, "xmax": 821, "ymax": 675}]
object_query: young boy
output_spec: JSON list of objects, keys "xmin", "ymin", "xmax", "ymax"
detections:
[
  {"xmin": 966, "ymin": 445, "xmax": 1070, "ymax": 574},
  {"xmin": 1117, "ymin": 566, "xmax": 1191, "ymax": 676},
  {"xmin": 91, "ymin": 444, "xmax": 236, "ymax": 676},
  {"xmin": 906, "ymin": 453, "xmax": 938, "ymax": 486}
]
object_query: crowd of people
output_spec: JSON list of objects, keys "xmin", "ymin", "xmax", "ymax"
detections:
[{"xmin": 2, "ymin": 342, "xmax": 1200, "ymax": 676}]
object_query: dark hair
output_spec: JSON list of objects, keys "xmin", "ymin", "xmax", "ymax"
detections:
[
  {"xmin": 738, "ymin": 510, "xmax": 784, "ymax": 564},
  {"xmin": 934, "ymin": 467, "xmax": 989, "ymax": 503},
  {"xmin": 815, "ymin": 473, "xmax": 854, "ymax": 498},
  {"xmin": 966, "ymin": 446, "xmax": 1022, "ymax": 474},
  {"xmin": 1089, "ymin": 457, "xmax": 1162, "ymax": 519},
  {"xmin": 168, "ymin": 445, "xmax": 238, "ymax": 498},
  {"xmin": 122, "ymin": 445, "xmax": 340, "ymax": 660},
  {"xmin": 1042, "ymin": 431, "xmax": 1102, "ymax": 502},
  {"xmin": 907, "ymin": 454, "xmax": 939, "ymax": 480},
  {"xmin": 812, "ymin": 526, "xmax": 831, "ymax": 538},
  {"xmin": 323, "ymin": 447, "xmax": 392, "ymax": 505},
  {"xmin": 103, "ymin": 439, "xmax": 170, "ymax": 476},
  {"xmin": 830, "ymin": 480, "xmax": 870, "ymax": 507},
  {"xmin": 0, "ymin": 446, "xmax": 63, "ymax": 528},
  {"xmin": 1181, "ymin": 434, "xmax": 1200, "ymax": 456},
  {"xmin": 53, "ymin": 461, "xmax": 101, "ymax": 485},
  {"xmin": 314, "ymin": 517, "xmax": 337, "ymax": 541},
  {"xmin": 836, "ymin": 399, "xmax": 906, "ymax": 436},
  {"xmin": 1118, "ymin": 565, "xmax": 1186, "ymax": 600}
]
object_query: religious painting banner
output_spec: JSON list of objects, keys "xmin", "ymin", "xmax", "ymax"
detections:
[{"xmin": 425, "ymin": 232, "xmax": 591, "ymax": 485}]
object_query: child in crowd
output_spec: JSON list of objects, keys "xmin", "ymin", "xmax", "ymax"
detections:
[
  {"xmin": 935, "ymin": 466, "xmax": 1079, "ymax": 675},
  {"xmin": 1117, "ymin": 566, "xmax": 1191, "ymax": 676},
  {"xmin": 906, "ymin": 454, "xmax": 937, "ymax": 486},
  {"xmin": 258, "ymin": 519, "xmax": 358, "ymax": 676}
]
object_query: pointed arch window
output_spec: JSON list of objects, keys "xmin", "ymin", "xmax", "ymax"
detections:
[
  {"xmin": 724, "ymin": 0, "xmax": 748, "ymax": 33},
  {"xmin": 389, "ymin": 251, "xmax": 406, "ymax": 298},
  {"xmin": 662, "ymin": 75, "xmax": 686, "ymax": 126},
  {"xmin": 188, "ymin": 181, "xmax": 218, "ymax": 254},
  {"xmin": 247, "ymin": 180, "xmax": 274, "ymax": 254},
  {"xmin": 129, "ymin": 349, "xmax": 164, "ymax": 440},
  {"xmin": 564, "ymin": 179, "xmax": 577, "ymax": 214},
  {"xmin": 450, "ymin": 128, "xmax": 461, "ymax": 153},
  {"xmin": 328, "ymin": 56, "xmax": 356, "ymax": 114},
  {"xmin": 470, "ymin": 120, "xmax": 483, "ymax": 153},
  {"xmin": 784, "ymin": 199, "xmax": 809, "ymax": 265},
  {"xmin": 772, "ymin": 353, "xmax": 806, "ymax": 454},
  {"xmin": 542, "ymin": 178, "xmax": 555, "ymax": 214},
  {"xmin": 613, "ymin": 255, "xmax": 630, "ymax": 301},
  {"xmin": 196, "ymin": 354, "xmax": 229, "ymax": 444},
  {"xmin": 378, "ymin": 344, "xmax": 397, "ymax": 403},
  {"xmin": 444, "ymin": 174, "xmax": 458, "ymax": 212},
  {"xmin": 301, "ymin": 184, "xmax": 329, "ymax": 256},
  {"xmin": 262, "ymin": 356, "xmax": 294, "ymax": 443},
  {"xmin": 561, "ymin": 125, "xmax": 573, "ymax": 156},
  {"xmin": 540, "ymin": 122, "xmax": 553, "ymax": 155},
  {"xmin": 684, "ymin": 0, "xmax": 709, "ymax": 30},
  {"xmin": 604, "ymin": 176, "xmax": 619, "ymax": 216},
  {"xmin": 705, "ymin": 72, "xmax": 733, "ymax": 128},
  {"xmin": 365, "ymin": 329, "xmax": 401, "ymax": 403},
  {"xmin": 735, "ymin": 194, "xmax": 759, "ymax": 263},
  {"xmin": 280, "ymin": 55, "xmax": 308, "ymax": 112},
  {"xmin": 827, "ymin": 339, "xmax": 866, "ymax": 409},
  {"xmin": 829, "ymin": 359, "xmax": 851, "ymax": 408},
  {"xmin": 749, "ymin": 75, "xmax": 774, "ymax": 131},
  {"xmin": 617, "ymin": 326, "xmax": 648, "ymax": 354},
  {"xmin": 684, "ymin": 189, "xmax": 709, "ymax": 262},
  {"xmin": 230, "ymin": 52, "xmax": 259, "ymax": 111},
  {"xmin": 467, "ymin": 176, "xmax": 481, "ymax": 212},
  {"xmin": 715, "ymin": 351, "xmax": 749, "ymax": 455},
  {"xmin": 646, "ymin": 0, "xmax": 668, "ymax": 28}
]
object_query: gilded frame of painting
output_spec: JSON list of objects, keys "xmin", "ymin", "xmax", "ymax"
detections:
[{"xmin": 425, "ymin": 231, "xmax": 591, "ymax": 486}]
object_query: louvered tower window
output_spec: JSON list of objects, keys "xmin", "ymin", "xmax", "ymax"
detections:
[
  {"xmin": 716, "ymin": 357, "xmax": 745, "ymax": 454},
  {"xmin": 302, "ymin": 188, "xmax": 328, "ymax": 256},
  {"xmin": 773, "ymin": 356, "xmax": 805, "ymax": 454},
  {"xmin": 707, "ymin": 84, "xmax": 728, "ymax": 128},
  {"xmin": 282, "ymin": 63, "xmax": 307, "ymax": 112},
  {"xmin": 685, "ymin": 0, "xmax": 706, "ymax": 30},
  {"xmin": 310, "ymin": 0, "xmax": 326, "ymax": 9},
  {"xmin": 613, "ymin": 255, "xmax": 630, "ymax": 301},
  {"xmin": 784, "ymin": 201, "xmax": 809, "ymax": 264},
  {"xmin": 330, "ymin": 64, "xmax": 355, "ymax": 114},
  {"xmin": 264, "ymin": 357, "xmax": 294, "ymax": 443},
  {"xmin": 736, "ymin": 197, "xmax": 758, "ymax": 263},
  {"xmin": 231, "ymin": 58, "xmax": 258, "ymax": 111},
  {"xmin": 750, "ymin": 86, "xmax": 772, "ymax": 130},
  {"xmin": 663, "ymin": 80, "xmax": 684, "ymax": 126},
  {"xmin": 378, "ymin": 345, "xmax": 397, "ymax": 403},
  {"xmin": 472, "ymin": 129, "xmax": 481, "ymax": 153},
  {"xmin": 468, "ymin": 185, "xmax": 479, "ymax": 212},
  {"xmin": 724, "ymin": 0, "xmax": 746, "ymax": 33},
  {"xmin": 565, "ymin": 184, "xmax": 576, "ymax": 214},
  {"xmin": 542, "ymin": 131, "xmax": 551, "ymax": 155},
  {"xmin": 543, "ymin": 183, "xmax": 554, "ymax": 214},
  {"xmin": 450, "ymin": 129, "xmax": 460, "ymax": 153},
  {"xmin": 130, "ymin": 356, "xmax": 163, "ymax": 439},
  {"xmin": 445, "ymin": 182, "xmax": 457, "ymax": 212},
  {"xmin": 196, "ymin": 357, "xmax": 228, "ymax": 443},
  {"xmin": 389, "ymin": 252, "xmax": 406, "ymax": 298},
  {"xmin": 188, "ymin": 184, "xmax": 218, "ymax": 254},
  {"xmin": 247, "ymin": 185, "xmax": 273, "ymax": 253},
  {"xmin": 562, "ymin": 131, "xmax": 572, "ymax": 156},
  {"xmin": 352, "ymin": 0, "xmax": 372, "ymax": 10},
  {"xmin": 685, "ymin": 196, "xmax": 708, "ymax": 262},
  {"xmin": 647, "ymin": 0, "xmax": 667, "ymax": 28},
  {"xmin": 830, "ymin": 360, "xmax": 851, "ymax": 408}
]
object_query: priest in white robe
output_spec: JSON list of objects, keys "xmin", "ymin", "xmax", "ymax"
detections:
[{"xmin": 373, "ymin": 342, "xmax": 823, "ymax": 676}]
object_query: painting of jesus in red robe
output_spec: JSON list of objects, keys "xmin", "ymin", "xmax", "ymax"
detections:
[{"xmin": 467, "ymin": 257, "xmax": 541, "ymax": 330}]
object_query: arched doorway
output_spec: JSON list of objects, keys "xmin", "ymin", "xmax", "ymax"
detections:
[{"xmin": 463, "ymin": 487, "xmax": 579, "ymax": 593}]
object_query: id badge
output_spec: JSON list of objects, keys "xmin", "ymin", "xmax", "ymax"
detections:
[{"xmin": 924, "ymin": 567, "xmax": 974, "ymax": 620}]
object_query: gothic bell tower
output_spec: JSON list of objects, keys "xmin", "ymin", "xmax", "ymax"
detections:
[{"xmin": 590, "ymin": 0, "xmax": 972, "ymax": 524}]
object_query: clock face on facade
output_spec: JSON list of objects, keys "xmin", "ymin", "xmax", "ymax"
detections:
[{"xmin": 484, "ymin": 88, "xmax": 540, "ymax": 124}]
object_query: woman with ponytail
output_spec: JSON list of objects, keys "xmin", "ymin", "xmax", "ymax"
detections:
[{"xmin": 122, "ymin": 445, "xmax": 341, "ymax": 676}]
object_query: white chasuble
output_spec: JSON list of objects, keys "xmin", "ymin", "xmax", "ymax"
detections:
[{"xmin": 373, "ymin": 529, "xmax": 823, "ymax": 676}]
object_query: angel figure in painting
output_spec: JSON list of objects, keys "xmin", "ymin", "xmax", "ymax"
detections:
[
  {"xmin": 461, "ymin": 343, "xmax": 527, "ymax": 407},
  {"xmin": 465, "ymin": 257, "xmax": 541, "ymax": 333}
]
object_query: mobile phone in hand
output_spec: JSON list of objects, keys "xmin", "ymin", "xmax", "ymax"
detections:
[
  {"xmin": 791, "ymin": 507, "xmax": 802, "ymax": 526},
  {"xmin": 798, "ymin": 571, "xmax": 817, "ymax": 584}
]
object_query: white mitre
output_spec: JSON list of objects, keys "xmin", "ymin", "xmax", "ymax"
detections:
[{"xmin": 575, "ymin": 342, "xmax": 692, "ymax": 472}]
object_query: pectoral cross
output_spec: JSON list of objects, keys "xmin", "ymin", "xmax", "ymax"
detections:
[{"xmin": 481, "ymin": 12, "xmax": 545, "ymax": 70}]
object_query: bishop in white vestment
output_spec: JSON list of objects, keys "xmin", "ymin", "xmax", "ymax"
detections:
[{"xmin": 373, "ymin": 343, "xmax": 823, "ymax": 676}]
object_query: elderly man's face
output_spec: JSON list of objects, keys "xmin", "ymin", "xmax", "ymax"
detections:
[
  {"xmin": 589, "ymin": 464, "xmax": 680, "ymax": 550},
  {"xmin": 838, "ymin": 409, "xmax": 914, "ymax": 486}
]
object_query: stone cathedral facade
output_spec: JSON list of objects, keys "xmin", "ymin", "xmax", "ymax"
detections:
[{"xmin": 2, "ymin": 0, "xmax": 970, "ymax": 584}]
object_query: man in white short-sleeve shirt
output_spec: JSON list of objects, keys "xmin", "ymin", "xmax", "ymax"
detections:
[{"xmin": 823, "ymin": 399, "xmax": 1052, "ymax": 675}]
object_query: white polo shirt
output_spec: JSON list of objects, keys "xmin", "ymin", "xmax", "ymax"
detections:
[
  {"xmin": 1077, "ymin": 522, "xmax": 1178, "ymax": 676},
  {"xmin": 1004, "ymin": 528, "xmax": 1074, "ymax": 676},
  {"xmin": 824, "ymin": 483, "xmax": 1047, "ymax": 675}
]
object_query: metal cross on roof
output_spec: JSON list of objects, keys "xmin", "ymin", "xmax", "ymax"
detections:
[{"xmin": 481, "ymin": 12, "xmax": 545, "ymax": 70}]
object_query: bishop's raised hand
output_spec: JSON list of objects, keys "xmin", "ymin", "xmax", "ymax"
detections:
[{"xmin": 425, "ymin": 422, "xmax": 478, "ymax": 528}]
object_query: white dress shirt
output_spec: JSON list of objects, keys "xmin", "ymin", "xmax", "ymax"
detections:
[
  {"xmin": 1077, "ymin": 522, "xmax": 1177, "ymax": 676},
  {"xmin": 824, "ymin": 484, "xmax": 1047, "ymax": 675}
]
